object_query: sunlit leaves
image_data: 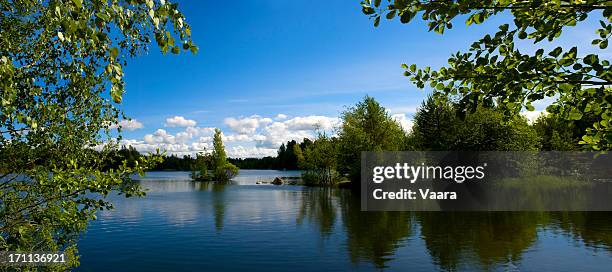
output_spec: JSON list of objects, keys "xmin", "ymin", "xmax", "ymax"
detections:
[
  {"xmin": 361, "ymin": 0, "xmax": 612, "ymax": 150},
  {"xmin": 0, "ymin": 0, "xmax": 196, "ymax": 267}
]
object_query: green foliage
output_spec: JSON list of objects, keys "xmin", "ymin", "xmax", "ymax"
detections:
[
  {"xmin": 212, "ymin": 129, "xmax": 227, "ymax": 168},
  {"xmin": 293, "ymin": 144, "xmax": 305, "ymax": 169},
  {"xmin": 228, "ymin": 139, "xmax": 312, "ymax": 170},
  {"xmin": 408, "ymin": 97, "xmax": 458, "ymax": 151},
  {"xmin": 153, "ymin": 154, "xmax": 196, "ymax": 171},
  {"xmin": 337, "ymin": 96, "xmax": 407, "ymax": 182},
  {"xmin": 361, "ymin": 0, "xmax": 612, "ymax": 150},
  {"xmin": 276, "ymin": 140, "xmax": 301, "ymax": 170},
  {"xmin": 0, "ymin": 0, "xmax": 195, "ymax": 267},
  {"xmin": 301, "ymin": 135, "xmax": 340, "ymax": 186},
  {"xmin": 190, "ymin": 152, "xmax": 212, "ymax": 181},
  {"xmin": 211, "ymin": 129, "xmax": 238, "ymax": 181},
  {"xmin": 217, "ymin": 162, "xmax": 239, "ymax": 181},
  {"xmin": 411, "ymin": 97, "xmax": 540, "ymax": 151},
  {"xmin": 533, "ymin": 112, "xmax": 599, "ymax": 150}
]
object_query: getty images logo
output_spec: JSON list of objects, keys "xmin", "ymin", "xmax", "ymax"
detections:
[{"xmin": 372, "ymin": 162, "xmax": 488, "ymax": 184}]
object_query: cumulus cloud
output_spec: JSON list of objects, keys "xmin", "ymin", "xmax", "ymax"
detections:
[
  {"xmin": 283, "ymin": 115, "xmax": 340, "ymax": 131},
  {"xmin": 223, "ymin": 134, "xmax": 266, "ymax": 142},
  {"xmin": 521, "ymin": 110, "xmax": 547, "ymax": 124},
  {"xmin": 255, "ymin": 117, "xmax": 334, "ymax": 149},
  {"xmin": 117, "ymin": 113, "xmax": 340, "ymax": 158},
  {"xmin": 224, "ymin": 115, "xmax": 339, "ymax": 149},
  {"xmin": 109, "ymin": 119, "xmax": 144, "ymax": 131},
  {"xmin": 185, "ymin": 126, "xmax": 216, "ymax": 136},
  {"xmin": 142, "ymin": 125, "xmax": 216, "ymax": 145},
  {"xmin": 165, "ymin": 116, "xmax": 197, "ymax": 127},
  {"xmin": 116, "ymin": 138, "xmax": 211, "ymax": 155},
  {"xmin": 391, "ymin": 113, "xmax": 413, "ymax": 133},
  {"xmin": 144, "ymin": 129, "xmax": 176, "ymax": 144},
  {"xmin": 226, "ymin": 146, "xmax": 277, "ymax": 158},
  {"xmin": 224, "ymin": 115, "xmax": 272, "ymax": 134}
]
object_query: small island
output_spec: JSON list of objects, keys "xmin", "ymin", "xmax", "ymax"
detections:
[{"xmin": 190, "ymin": 128, "xmax": 239, "ymax": 182}]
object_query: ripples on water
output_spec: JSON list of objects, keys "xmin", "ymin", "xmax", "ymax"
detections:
[{"xmin": 76, "ymin": 170, "xmax": 612, "ymax": 271}]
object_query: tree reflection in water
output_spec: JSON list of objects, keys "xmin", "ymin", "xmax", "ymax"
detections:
[
  {"xmin": 297, "ymin": 188, "xmax": 338, "ymax": 236},
  {"xmin": 338, "ymin": 190, "xmax": 413, "ymax": 268},
  {"xmin": 191, "ymin": 181, "xmax": 228, "ymax": 232},
  {"xmin": 416, "ymin": 212, "xmax": 543, "ymax": 270},
  {"xmin": 187, "ymin": 183, "xmax": 612, "ymax": 270},
  {"xmin": 294, "ymin": 188, "xmax": 612, "ymax": 270}
]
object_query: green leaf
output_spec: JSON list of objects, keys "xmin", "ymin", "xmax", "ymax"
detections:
[
  {"xmin": 548, "ymin": 47, "xmax": 562, "ymax": 57},
  {"xmin": 400, "ymin": 11, "xmax": 414, "ymax": 24},
  {"xmin": 583, "ymin": 54, "xmax": 598, "ymax": 65},
  {"xmin": 109, "ymin": 47, "xmax": 119, "ymax": 58},
  {"xmin": 95, "ymin": 12, "xmax": 110, "ymax": 21},
  {"xmin": 599, "ymin": 40, "xmax": 608, "ymax": 49},
  {"xmin": 386, "ymin": 10, "xmax": 396, "ymax": 20},
  {"xmin": 362, "ymin": 6, "xmax": 375, "ymax": 15},
  {"xmin": 110, "ymin": 86, "xmax": 122, "ymax": 103},
  {"xmin": 568, "ymin": 110, "xmax": 583, "ymax": 120}
]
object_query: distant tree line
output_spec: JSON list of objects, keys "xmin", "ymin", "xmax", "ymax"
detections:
[
  {"xmin": 107, "ymin": 95, "xmax": 597, "ymax": 187},
  {"xmin": 105, "ymin": 139, "xmax": 316, "ymax": 172},
  {"xmin": 228, "ymin": 139, "xmax": 314, "ymax": 170}
]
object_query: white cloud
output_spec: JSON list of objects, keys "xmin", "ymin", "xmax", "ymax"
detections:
[
  {"xmin": 257, "ymin": 122, "xmax": 314, "ymax": 149},
  {"xmin": 185, "ymin": 126, "xmax": 215, "ymax": 136},
  {"xmin": 224, "ymin": 115, "xmax": 272, "ymax": 134},
  {"xmin": 227, "ymin": 146, "xmax": 277, "ymax": 158},
  {"xmin": 117, "ymin": 138, "xmax": 211, "ymax": 156},
  {"xmin": 117, "ymin": 113, "xmax": 340, "ymax": 158},
  {"xmin": 223, "ymin": 134, "xmax": 266, "ymax": 142},
  {"xmin": 191, "ymin": 142, "xmax": 212, "ymax": 153},
  {"xmin": 223, "ymin": 115, "xmax": 339, "ymax": 149},
  {"xmin": 144, "ymin": 129, "xmax": 176, "ymax": 144},
  {"xmin": 391, "ymin": 113, "xmax": 413, "ymax": 133},
  {"xmin": 283, "ymin": 115, "xmax": 340, "ymax": 131},
  {"xmin": 109, "ymin": 119, "xmax": 144, "ymax": 131},
  {"xmin": 165, "ymin": 116, "xmax": 197, "ymax": 127},
  {"xmin": 521, "ymin": 110, "xmax": 547, "ymax": 124},
  {"xmin": 198, "ymin": 136, "xmax": 213, "ymax": 143},
  {"xmin": 175, "ymin": 131, "xmax": 192, "ymax": 143}
]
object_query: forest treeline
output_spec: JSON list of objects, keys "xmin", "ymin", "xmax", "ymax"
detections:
[
  {"xmin": 109, "ymin": 95, "xmax": 595, "ymax": 187},
  {"xmin": 111, "ymin": 139, "xmax": 311, "ymax": 171}
]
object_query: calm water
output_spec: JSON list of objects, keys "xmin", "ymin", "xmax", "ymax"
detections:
[{"xmin": 77, "ymin": 170, "xmax": 612, "ymax": 271}]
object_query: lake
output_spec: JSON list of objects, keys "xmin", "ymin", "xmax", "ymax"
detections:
[{"xmin": 76, "ymin": 170, "xmax": 612, "ymax": 271}]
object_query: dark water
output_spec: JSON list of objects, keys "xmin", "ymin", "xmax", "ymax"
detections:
[{"xmin": 77, "ymin": 170, "xmax": 612, "ymax": 271}]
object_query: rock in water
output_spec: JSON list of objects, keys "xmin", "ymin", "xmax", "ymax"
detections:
[{"xmin": 271, "ymin": 177, "xmax": 283, "ymax": 185}]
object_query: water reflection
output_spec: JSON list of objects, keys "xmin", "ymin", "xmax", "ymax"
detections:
[
  {"xmin": 338, "ymin": 191, "xmax": 413, "ymax": 268},
  {"xmin": 551, "ymin": 212, "xmax": 612, "ymax": 251},
  {"xmin": 297, "ymin": 188, "xmax": 337, "ymax": 236},
  {"xmin": 79, "ymin": 171, "xmax": 612, "ymax": 271},
  {"xmin": 416, "ymin": 212, "xmax": 542, "ymax": 270}
]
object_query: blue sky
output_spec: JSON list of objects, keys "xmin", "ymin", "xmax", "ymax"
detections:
[{"xmin": 114, "ymin": 0, "xmax": 605, "ymax": 157}]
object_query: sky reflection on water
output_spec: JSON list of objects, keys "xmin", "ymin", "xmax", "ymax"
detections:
[{"xmin": 77, "ymin": 170, "xmax": 612, "ymax": 271}]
